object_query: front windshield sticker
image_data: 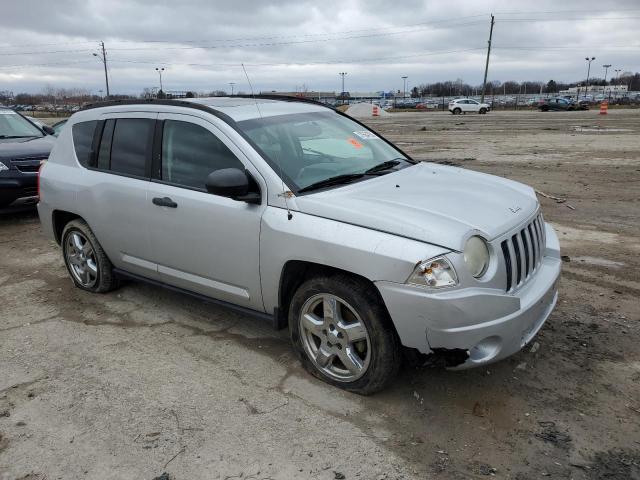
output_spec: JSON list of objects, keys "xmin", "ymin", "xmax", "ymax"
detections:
[
  {"xmin": 347, "ymin": 137, "xmax": 363, "ymax": 149},
  {"xmin": 353, "ymin": 130, "xmax": 379, "ymax": 140},
  {"xmin": 0, "ymin": 110, "xmax": 17, "ymax": 115}
]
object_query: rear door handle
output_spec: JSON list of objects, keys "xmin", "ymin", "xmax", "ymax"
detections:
[{"xmin": 152, "ymin": 196, "xmax": 178, "ymax": 208}]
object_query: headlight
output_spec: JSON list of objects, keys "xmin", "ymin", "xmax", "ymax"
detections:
[
  {"xmin": 464, "ymin": 236, "xmax": 490, "ymax": 278},
  {"xmin": 407, "ymin": 256, "xmax": 458, "ymax": 288},
  {"xmin": 0, "ymin": 161, "xmax": 8, "ymax": 171}
]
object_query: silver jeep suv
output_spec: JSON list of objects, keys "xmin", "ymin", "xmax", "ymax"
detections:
[{"xmin": 38, "ymin": 97, "xmax": 561, "ymax": 394}]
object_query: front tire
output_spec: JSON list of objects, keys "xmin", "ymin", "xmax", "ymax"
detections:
[
  {"xmin": 62, "ymin": 219, "xmax": 118, "ymax": 293},
  {"xmin": 452, "ymin": 108, "xmax": 461, "ymax": 115},
  {"xmin": 479, "ymin": 107, "xmax": 487, "ymax": 114},
  {"xmin": 289, "ymin": 274, "xmax": 401, "ymax": 395}
]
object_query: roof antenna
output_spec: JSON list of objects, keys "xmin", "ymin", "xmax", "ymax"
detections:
[{"xmin": 241, "ymin": 63, "xmax": 293, "ymax": 221}]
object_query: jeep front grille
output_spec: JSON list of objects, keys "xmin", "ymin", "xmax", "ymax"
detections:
[{"xmin": 501, "ymin": 214, "xmax": 546, "ymax": 292}]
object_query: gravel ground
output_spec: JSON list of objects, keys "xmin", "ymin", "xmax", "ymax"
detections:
[{"xmin": 1, "ymin": 109, "xmax": 639, "ymax": 480}]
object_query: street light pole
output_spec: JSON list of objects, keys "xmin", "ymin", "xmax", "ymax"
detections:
[
  {"xmin": 155, "ymin": 67, "xmax": 165, "ymax": 94},
  {"xmin": 603, "ymin": 64, "xmax": 612, "ymax": 101},
  {"xmin": 401, "ymin": 76, "xmax": 408, "ymax": 99},
  {"xmin": 339, "ymin": 72, "xmax": 347, "ymax": 105},
  {"xmin": 584, "ymin": 56, "xmax": 595, "ymax": 98},
  {"xmin": 229, "ymin": 82, "xmax": 235, "ymax": 95}
]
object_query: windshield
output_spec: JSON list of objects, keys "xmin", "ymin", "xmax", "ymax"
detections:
[
  {"xmin": 237, "ymin": 111, "xmax": 409, "ymax": 191},
  {"xmin": 0, "ymin": 110, "xmax": 44, "ymax": 138}
]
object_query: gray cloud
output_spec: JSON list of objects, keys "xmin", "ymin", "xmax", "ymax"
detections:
[{"xmin": 0, "ymin": 0, "xmax": 638, "ymax": 95}]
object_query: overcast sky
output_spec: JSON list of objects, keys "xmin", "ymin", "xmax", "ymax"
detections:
[{"xmin": 0, "ymin": 0, "xmax": 638, "ymax": 96}]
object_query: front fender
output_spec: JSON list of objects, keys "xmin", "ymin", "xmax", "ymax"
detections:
[{"xmin": 259, "ymin": 207, "xmax": 449, "ymax": 313}]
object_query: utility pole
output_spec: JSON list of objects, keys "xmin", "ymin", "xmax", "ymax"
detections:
[
  {"xmin": 92, "ymin": 41, "xmax": 110, "ymax": 99},
  {"xmin": 339, "ymin": 72, "xmax": 347, "ymax": 105},
  {"xmin": 602, "ymin": 64, "xmax": 611, "ymax": 100},
  {"xmin": 480, "ymin": 14, "xmax": 495, "ymax": 104}
]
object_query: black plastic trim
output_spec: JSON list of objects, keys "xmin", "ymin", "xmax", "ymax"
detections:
[{"xmin": 113, "ymin": 268, "xmax": 277, "ymax": 326}]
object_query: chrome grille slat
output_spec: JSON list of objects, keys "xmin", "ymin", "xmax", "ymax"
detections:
[
  {"xmin": 527, "ymin": 224, "xmax": 537, "ymax": 270},
  {"xmin": 515, "ymin": 233, "xmax": 526, "ymax": 284},
  {"xmin": 501, "ymin": 214, "xmax": 546, "ymax": 292}
]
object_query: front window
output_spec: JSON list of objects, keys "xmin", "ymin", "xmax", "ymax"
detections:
[
  {"xmin": 0, "ymin": 110, "xmax": 44, "ymax": 139},
  {"xmin": 237, "ymin": 111, "xmax": 410, "ymax": 192}
]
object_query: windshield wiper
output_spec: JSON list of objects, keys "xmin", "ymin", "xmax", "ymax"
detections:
[
  {"xmin": 364, "ymin": 159, "xmax": 402, "ymax": 174},
  {"xmin": 0, "ymin": 135, "xmax": 37, "ymax": 139},
  {"xmin": 297, "ymin": 173, "xmax": 365, "ymax": 193}
]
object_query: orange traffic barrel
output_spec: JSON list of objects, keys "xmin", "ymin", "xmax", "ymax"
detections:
[{"xmin": 599, "ymin": 101, "xmax": 608, "ymax": 115}]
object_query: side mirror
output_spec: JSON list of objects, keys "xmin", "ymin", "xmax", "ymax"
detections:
[
  {"xmin": 42, "ymin": 125, "xmax": 55, "ymax": 135},
  {"xmin": 205, "ymin": 168, "xmax": 261, "ymax": 204}
]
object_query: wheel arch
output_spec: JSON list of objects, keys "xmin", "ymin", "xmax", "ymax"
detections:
[
  {"xmin": 276, "ymin": 260, "xmax": 391, "ymax": 332},
  {"xmin": 52, "ymin": 210, "xmax": 83, "ymax": 245}
]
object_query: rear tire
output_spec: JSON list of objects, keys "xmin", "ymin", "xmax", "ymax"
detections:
[
  {"xmin": 61, "ymin": 219, "xmax": 118, "ymax": 293},
  {"xmin": 289, "ymin": 274, "xmax": 401, "ymax": 395},
  {"xmin": 453, "ymin": 108, "xmax": 461, "ymax": 115}
]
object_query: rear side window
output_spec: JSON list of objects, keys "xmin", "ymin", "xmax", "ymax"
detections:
[
  {"xmin": 71, "ymin": 121, "xmax": 98, "ymax": 167},
  {"xmin": 161, "ymin": 120, "xmax": 244, "ymax": 190},
  {"xmin": 109, "ymin": 119, "xmax": 153, "ymax": 177}
]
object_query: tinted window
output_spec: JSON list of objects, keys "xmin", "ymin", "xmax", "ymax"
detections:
[
  {"xmin": 71, "ymin": 120, "xmax": 97, "ymax": 167},
  {"xmin": 110, "ymin": 118, "xmax": 153, "ymax": 177},
  {"xmin": 161, "ymin": 120, "xmax": 244, "ymax": 190},
  {"xmin": 96, "ymin": 120, "xmax": 114, "ymax": 170}
]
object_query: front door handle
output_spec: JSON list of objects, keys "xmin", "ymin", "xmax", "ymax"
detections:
[{"xmin": 152, "ymin": 196, "xmax": 178, "ymax": 208}]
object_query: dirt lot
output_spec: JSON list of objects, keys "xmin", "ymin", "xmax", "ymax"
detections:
[{"xmin": 1, "ymin": 109, "xmax": 639, "ymax": 479}]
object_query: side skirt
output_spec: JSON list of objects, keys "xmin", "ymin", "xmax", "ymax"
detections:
[{"xmin": 113, "ymin": 268, "xmax": 278, "ymax": 328}]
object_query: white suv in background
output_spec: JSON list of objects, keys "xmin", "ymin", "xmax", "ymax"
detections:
[{"xmin": 449, "ymin": 98, "xmax": 491, "ymax": 115}]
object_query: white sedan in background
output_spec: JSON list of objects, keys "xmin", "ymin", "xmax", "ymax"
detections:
[{"xmin": 449, "ymin": 98, "xmax": 491, "ymax": 115}]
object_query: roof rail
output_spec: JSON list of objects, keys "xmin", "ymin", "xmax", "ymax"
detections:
[
  {"xmin": 81, "ymin": 95, "xmax": 334, "ymax": 112},
  {"xmin": 233, "ymin": 94, "xmax": 335, "ymax": 110},
  {"xmin": 81, "ymin": 98, "xmax": 202, "ymax": 111}
]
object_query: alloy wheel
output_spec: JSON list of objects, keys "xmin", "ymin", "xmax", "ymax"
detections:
[
  {"xmin": 65, "ymin": 231, "xmax": 98, "ymax": 288},
  {"xmin": 299, "ymin": 293, "xmax": 371, "ymax": 382}
]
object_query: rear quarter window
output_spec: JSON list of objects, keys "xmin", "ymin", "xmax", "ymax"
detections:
[{"xmin": 71, "ymin": 120, "xmax": 98, "ymax": 167}]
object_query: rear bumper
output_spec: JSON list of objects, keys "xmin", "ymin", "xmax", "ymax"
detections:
[
  {"xmin": 376, "ymin": 223, "xmax": 561, "ymax": 368},
  {"xmin": 0, "ymin": 174, "xmax": 38, "ymax": 206}
]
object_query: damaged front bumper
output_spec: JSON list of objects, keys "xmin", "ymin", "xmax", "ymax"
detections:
[{"xmin": 376, "ymin": 223, "xmax": 561, "ymax": 368}]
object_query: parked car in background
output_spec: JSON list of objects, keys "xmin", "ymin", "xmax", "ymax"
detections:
[
  {"xmin": 0, "ymin": 107, "xmax": 55, "ymax": 208},
  {"xmin": 448, "ymin": 98, "xmax": 490, "ymax": 114},
  {"xmin": 51, "ymin": 119, "xmax": 68, "ymax": 137},
  {"xmin": 39, "ymin": 97, "xmax": 560, "ymax": 394},
  {"xmin": 416, "ymin": 102, "xmax": 439, "ymax": 110},
  {"xmin": 538, "ymin": 97, "xmax": 589, "ymax": 111}
]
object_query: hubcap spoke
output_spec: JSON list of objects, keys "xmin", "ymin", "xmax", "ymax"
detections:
[
  {"xmin": 86, "ymin": 259, "xmax": 98, "ymax": 275},
  {"xmin": 301, "ymin": 313, "xmax": 324, "ymax": 335},
  {"xmin": 315, "ymin": 347, "xmax": 334, "ymax": 368},
  {"xmin": 323, "ymin": 296, "xmax": 339, "ymax": 323},
  {"xmin": 338, "ymin": 347, "xmax": 364, "ymax": 374},
  {"xmin": 72, "ymin": 233, "xmax": 84, "ymax": 252},
  {"xmin": 339, "ymin": 321, "xmax": 367, "ymax": 343}
]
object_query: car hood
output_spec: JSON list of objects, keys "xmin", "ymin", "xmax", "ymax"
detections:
[
  {"xmin": 293, "ymin": 162, "xmax": 539, "ymax": 251},
  {"xmin": 0, "ymin": 135, "xmax": 55, "ymax": 162}
]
